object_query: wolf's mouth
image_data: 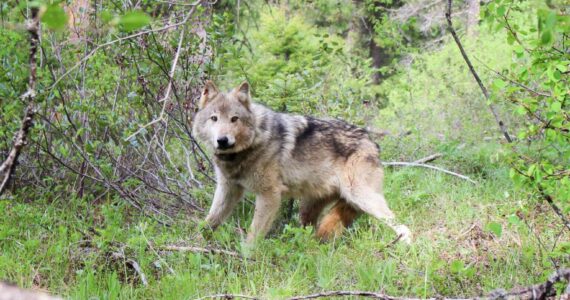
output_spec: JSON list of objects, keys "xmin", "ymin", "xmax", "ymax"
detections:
[
  {"xmin": 217, "ymin": 144, "xmax": 235, "ymax": 150},
  {"xmin": 214, "ymin": 146, "xmax": 239, "ymax": 156}
]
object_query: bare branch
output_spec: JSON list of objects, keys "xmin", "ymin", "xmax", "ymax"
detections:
[
  {"xmin": 473, "ymin": 56, "xmax": 551, "ymax": 97},
  {"xmin": 49, "ymin": 5, "xmax": 199, "ymax": 90},
  {"xmin": 125, "ymin": 7, "xmax": 192, "ymax": 142},
  {"xmin": 382, "ymin": 162, "xmax": 476, "ymax": 184},
  {"xmin": 539, "ymin": 186, "xmax": 570, "ymax": 232},
  {"xmin": 413, "ymin": 153, "xmax": 443, "ymax": 164},
  {"xmin": 445, "ymin": 0, "xmax": 513, "ymax": 143}
]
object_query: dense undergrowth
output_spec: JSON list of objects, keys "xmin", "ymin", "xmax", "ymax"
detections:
[
  {"xmin": 0, "ymin": 0, "xmax": 568, "ymax": 298},
  {"xmin": 2, "ymin": 151, "xmax": 568, "ymax": 298}
]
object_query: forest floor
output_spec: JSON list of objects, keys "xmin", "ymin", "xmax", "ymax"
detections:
[{"xmin": 1, "ymin": 140, "xmax": 568, "ymax": 299}]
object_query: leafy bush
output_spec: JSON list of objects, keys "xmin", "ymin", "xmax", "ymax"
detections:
[
  {"xmin": 215, "ymin": 7, "xmax": 381, "ymax": 124},
  {"xmin": 482, "ymin": 0, "xmax": 569, "ymax": 214}
]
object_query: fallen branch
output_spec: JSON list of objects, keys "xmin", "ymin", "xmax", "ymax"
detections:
[
  {"xmin": 0, "ymin": 8, "xmax": 40, "ymax": 196},
  {"xmin": 161, "ymin": 245, "xmax": 242, "ymax": 258},
  {"xmin": 195, "ymin": 294, "xmax": 260, "ymax": 300},
  {"xmin": 285, "ymin": 269, "xmax": 570, "ymax": 300},
  {"xmin": 445, "ymin": 0, "xmax": 512, "ymax": 143},
  {"xmin": 288, "ymin": 291, "xmax": 409, "ymax": 300},
  {"xmin": 413, "ymin": 153, "xmax": 443, "ymax": 164},
  {"xmin": 382, "ymin": 162, "xmax": 476, "ymax": 184},
  {"xmin": 383, "ymin": 233, "xmax": 403, "ymax": 249}
]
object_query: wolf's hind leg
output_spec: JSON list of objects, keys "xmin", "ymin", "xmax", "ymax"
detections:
[
  {"xmin": 341, "ymin": 187, "xmax": 411, "ymax": 244},
  {"xmin": 299, "ymin": 197, "xmax": 334, "ymax": 227},
  {"xmin": 316, "ymin": 201, "xmax": 360, "ymax": 241}
]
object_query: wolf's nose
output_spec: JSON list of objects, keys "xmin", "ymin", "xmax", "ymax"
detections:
[{"xmin": 217, "ymin": 137, "xmax": 232, "ymax": 149}]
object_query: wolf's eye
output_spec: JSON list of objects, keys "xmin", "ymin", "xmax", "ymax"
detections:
[
  {"xmin": 210, "ymin": 116, "xmax": 218, "ymax": 122},
  {"xmin": 231, "ymin": 116, "xmax": 239, "ymax": 123}
]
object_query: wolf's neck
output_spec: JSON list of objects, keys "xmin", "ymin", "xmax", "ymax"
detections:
[{"xmin": 214, "ymin": 143, "xmax": 260, "ymax": 165}]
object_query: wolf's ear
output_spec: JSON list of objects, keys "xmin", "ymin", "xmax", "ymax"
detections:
[
  {"xmin": 198, "ymin": 80, "xmax": 219, "ymax": 109},
  {"xmin": 234, "ymin": 81, "xmax": 251, "ymax": 108}
]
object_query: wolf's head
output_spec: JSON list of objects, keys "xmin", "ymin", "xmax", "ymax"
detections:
[{"xmin": 192, "ymin": 81, "xmax": 256, "ymax": 154}]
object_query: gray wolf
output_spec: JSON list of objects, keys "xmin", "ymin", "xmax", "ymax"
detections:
[{"xmin": 192, "ymin": 81, "xmax": 411, "ymax": 244}]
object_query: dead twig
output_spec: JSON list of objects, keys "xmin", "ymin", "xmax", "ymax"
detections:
[
  {"xmin": 161, "ymin": 245, "xmax": 242, "ymax": 258},
  {"xmin": 413, "ymin": 153, "xmax": 443, "ymax": 164},
  {"xmin": 383, "ymin": 233, "xmax": 403, "ymax": 249},
  {"xmin": 445, "ymin": 0, "xmax": 512, "ymax": 143},
  {"xmin": 382, "ymin": 162, "xmax": 476, "ymax": 184},
  {"xmin": 0, "ymin": 8, "xmax": 40, "ymax": 196}
]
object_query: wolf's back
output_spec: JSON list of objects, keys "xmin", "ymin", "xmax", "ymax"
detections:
[{"xmin": 252, "ymin": 104, "xmax": 378, "ymax": 165}]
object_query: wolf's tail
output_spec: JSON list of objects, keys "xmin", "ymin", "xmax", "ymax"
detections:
[{"xmin": 316, "ymin": 200, "xmax": 359, "ymax": 241}]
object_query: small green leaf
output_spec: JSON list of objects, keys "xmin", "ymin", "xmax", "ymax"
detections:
[
  {"xmin": 450, "ymin": 260, "xmax": 464, "ymax": 273},
  {"xmin": 119, "ymin": 11, "xmax": 151, "ymax": 32},
  {"xmin": 507, "ymin": 215, "xmax": 521, "ymax": 226},
  {"xmin": 496, "ymin": 5, "xmax": 506, "ymax": 17},
  {"xmin": 493, "ymin": 79, "xmax": 507, "ymax": 89},
  {"xmin": 507, "ymin": 33, "xmax": 515, "ymax": 45},
  {"xmin": 544, "ymin": 11, "xmax": 557, "ymax": 30},
  {"xmin": 551, "ymin": 101, "xmax": 561, "ymax": 112},
  {"xmin": 41, "ymin": 4, "xmax": 68, "ymax": 30},
  {"xmin": 101, "ymin": 10, "xmax": 114, "ymax": 24},
  {"xmin": 540, "ymin": 30, "xmax": 553, "ymax": 45},
  {"xmin": 555, "ymin": 64, "xmax": 567, "ymax": 73},
  {"xmin": 486, "ymin": 222, "xmax": 502, "ymax": 238},
  {"xmin": 509, "ymin": 168, "xmax": 516, "ymax": 179}
]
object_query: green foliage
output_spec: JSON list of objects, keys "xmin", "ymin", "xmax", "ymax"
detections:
[
  {"xmin": 215, "ymin": 7, "xmax": 380, "ymax": 123},
  {"xmin": 375, "ymin": 32, "xmax": 514, "ymax": 145},
  {"xmin": 483, "ymin": 0, "xmax": 570, "ymax": 214},
  {"xmin": 288, "ymin": 0, "xmax": 356, "ymax": 34},
  {"xmin": 119, "ymin": 11, "xmax": 151, "ymax": 32},
  {"xmin": 41, "ymin": 4, "xmax": 67, "ymax": 30},
  {"xmin": 485, "ymin": 222, "xmax": 502, "ymax": 238},
  {"xmin": 0, "ymin": 28, "xmax": 27, "ymax": 156}
]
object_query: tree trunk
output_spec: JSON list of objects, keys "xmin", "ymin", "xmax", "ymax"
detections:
[{"xmin": 369, "ymin": 37, "xmax": 389, "ymax": 84}]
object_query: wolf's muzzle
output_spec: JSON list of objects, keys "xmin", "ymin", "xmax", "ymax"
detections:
[{"xmin": 216, "ymin": 137, "xmax": 235, "ymax": 150}]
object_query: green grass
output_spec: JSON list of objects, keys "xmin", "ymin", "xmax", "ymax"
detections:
[{"xmin": 1, "ymin": 142, "xmax": 568, "ymax": 299}]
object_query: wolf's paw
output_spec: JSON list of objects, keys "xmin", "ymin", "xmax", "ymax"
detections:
[{"xmin": 394, "ymin": 225, "xmax": 412, "ymax": 244}]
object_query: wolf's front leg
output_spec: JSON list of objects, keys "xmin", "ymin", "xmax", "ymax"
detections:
[
  {"xmin": 246, "ymin": 191, "xmax": 281, "ymax": 243},
  {"xmin": 205, "ymin": 179, "xmax": 244, "ymax": 230}
]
